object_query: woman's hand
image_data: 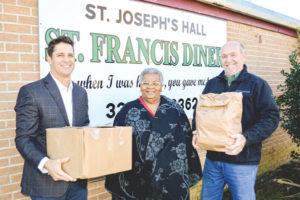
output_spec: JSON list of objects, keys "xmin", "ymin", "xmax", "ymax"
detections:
[{"xmin": 192, "ymin": 131, "xmax": 199, "ymax": 149}]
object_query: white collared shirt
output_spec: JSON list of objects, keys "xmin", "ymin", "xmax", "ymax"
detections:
[
  {"xmin": 38, "ymin": 73, "xmax": 73, "ymax": 173},
  {"xmin": 50, "ymin": 74, "xmax": 73, "ymax": 126}
]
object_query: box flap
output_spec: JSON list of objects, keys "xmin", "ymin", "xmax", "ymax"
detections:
[
  {"xmin": 83, "ymin": 127, "xmax": 132, "ymax": 178},
  {"xmin": 46, "ymin": 127, "xmax": 84, "ymax": 178}
]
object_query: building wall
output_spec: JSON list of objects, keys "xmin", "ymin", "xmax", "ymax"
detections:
[
  {"xmin": 226, "ymin": 21, "xmax": 299, "ymax": 174},
  {"xmin": 0, "ymin": 0, "xmax": 299, "ymax": 199}
]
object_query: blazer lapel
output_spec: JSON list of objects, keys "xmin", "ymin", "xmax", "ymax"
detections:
[{"xmin": 43, "ymin": 73, "xmax": 70, "ymax": 126}]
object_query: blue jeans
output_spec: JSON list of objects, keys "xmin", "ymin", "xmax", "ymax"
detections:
[
  {"xmin": 31, "ymin": 181, "xmax": 87, "ymax": 200},
  {"xmin": 201, "ymin": 158, "xmax": 258, "ymax": 200}
]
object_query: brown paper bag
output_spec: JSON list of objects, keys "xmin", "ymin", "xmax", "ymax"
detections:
[{"xmin": 195, "ymin": 92, "xmax": 243, "ymax": 152}]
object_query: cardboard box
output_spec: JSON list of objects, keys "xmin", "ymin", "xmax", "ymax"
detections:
[{"xmin": 46, "ymin": 126, "xmax": 132, "ymax": 179}]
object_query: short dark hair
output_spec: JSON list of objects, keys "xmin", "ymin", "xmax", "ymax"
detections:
[{"xmin": 47, "ymin": 36, "xmax": 74, "ymax": 57}]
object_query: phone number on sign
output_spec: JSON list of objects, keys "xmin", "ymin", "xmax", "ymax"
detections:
[{"xmin": 105, "ymin": 97, "xmax": 198, "ymax": 119}]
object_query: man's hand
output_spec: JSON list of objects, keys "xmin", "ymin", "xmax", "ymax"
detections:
[
  {"xmin": 225, "ymin": 134, "xmax": 246, "ymax": 155},
  {"xmin": 192, "ymin": 131, "xmax": 199, "ymax": 149},
  {"xmin": 44, "ymin": 157, "xmax": 76, "ymax": 182}
]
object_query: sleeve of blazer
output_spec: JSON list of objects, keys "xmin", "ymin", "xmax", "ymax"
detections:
[{"xmin": 15, "ymin": 86, "xmax": 46, "ymax": 167}]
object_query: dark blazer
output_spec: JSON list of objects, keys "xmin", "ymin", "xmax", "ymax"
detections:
[{"xmin": 15, "ymin": 73, "xmax": 89, "ymax": 197}]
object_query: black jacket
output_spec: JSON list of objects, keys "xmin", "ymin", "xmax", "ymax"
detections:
[{"xmin": 193, "ymin": 65, "xmax": 279, "ymax": 164}]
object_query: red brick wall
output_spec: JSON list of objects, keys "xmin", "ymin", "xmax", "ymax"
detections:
[
  {"xmin": 1, "ymin": 0, "xmax": 299, "ymax": 199},
  {"xmin": 1, "ymin": 0, "xmax": 39, "ymax": 199}
]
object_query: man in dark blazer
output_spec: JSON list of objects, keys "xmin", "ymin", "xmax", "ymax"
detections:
[{"xmin": 15, "ymin": 36, "xmax": 89, "ymax": 199}]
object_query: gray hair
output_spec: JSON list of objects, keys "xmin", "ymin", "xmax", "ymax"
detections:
[
  {"xmin": 139, "ymin": 68, "xmax": 164, "ymax": 84},
  {"xmin": 222, "ymin": 41, "xmax": 245, "ymax": 54}
]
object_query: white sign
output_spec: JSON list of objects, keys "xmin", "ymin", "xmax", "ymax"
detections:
[{"xmin": 39, "ymin": 0, "xmax": 226, "ymax": 126}]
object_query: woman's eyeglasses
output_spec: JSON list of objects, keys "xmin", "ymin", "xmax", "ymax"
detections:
[{"xmin": 141, "ymin": 82, "xmax": 161, "ymax": 87}]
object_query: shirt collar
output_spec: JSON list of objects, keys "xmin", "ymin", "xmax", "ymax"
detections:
[
  {"xmin": 50, "ymin": 73, "xmax": 73, "ymax": 92},
  {"xmin": 225, "ymin": 71, "xmax": 240, "ymax": 80},
  {"xmin": 218, "ymin": 65, "xmax": 248, "ymax": 81}
]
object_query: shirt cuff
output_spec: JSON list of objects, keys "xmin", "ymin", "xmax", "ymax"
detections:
[{"xmin": 38, "ymin": 157, "xmax": 49, "ymax": 174}]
